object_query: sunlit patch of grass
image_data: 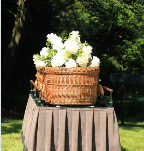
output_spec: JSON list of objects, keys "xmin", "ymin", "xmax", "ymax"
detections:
[
  {"xmin": 1, "ymin": 119, "xmax": 24, "ymax": 151},
  {"xmin": 119, "ymin": 126, "xmax": 144, "ymax": 151}
]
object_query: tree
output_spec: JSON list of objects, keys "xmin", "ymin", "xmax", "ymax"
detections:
[
  {"xmin": 1, "ymin": 0, "xmax": 144, "ymax": 112},
  {"xmin": 54, "ymin": 0, "xmax": 144, "ymax": 74},
  {"xmin": 1, "ymin": 0, "xmax": 29, "ymax": 93}
]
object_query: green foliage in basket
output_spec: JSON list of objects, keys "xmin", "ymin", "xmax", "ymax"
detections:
[{"xmin": 33, "ymin": 31, "xmax": 100, "ymax": 68}]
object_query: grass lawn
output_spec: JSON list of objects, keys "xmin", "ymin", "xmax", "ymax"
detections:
[
  {"xmin": 118, "ymin": 112, "xmax": 144, "ymax": 151},
  {"xmin": 1, "ymin": 119, "xmax": 24, "ymax": 151},
  {"xmin": 119, "ymin": 126, "xmax": 144, "ymax": 151},
  {"xmin": 1, "ymin": 112, "xmax": 144, "ymax": 151}
]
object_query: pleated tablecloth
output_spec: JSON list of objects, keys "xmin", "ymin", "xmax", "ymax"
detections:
[{"xmin": 21, "ymin": 95, "xmax": 121, "ymax": 151}]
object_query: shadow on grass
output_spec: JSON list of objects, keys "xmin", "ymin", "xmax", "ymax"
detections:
[
  {"xmin": 1, "ymin": 121, "xmax": 22, "ymax": 135},
  {"xmin": 121, "ymin": 146, "xmax": 128, "ymax": 151},
  {"xmin": 119, "ymin": 126, "xmax": 144, "ymax": 133}
]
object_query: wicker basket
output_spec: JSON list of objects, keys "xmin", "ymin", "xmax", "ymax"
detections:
[{"xmin": 35, "ymin": 67, "xmax": 100, "ymax": 105}]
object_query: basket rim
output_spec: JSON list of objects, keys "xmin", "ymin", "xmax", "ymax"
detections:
[
  {"xmin": 36, "ymin": 66, "xmax": 100, "ymax": 69},
  {"xmin": 36, "ymin": 66, "xmax": 100, "ymax": 75}
]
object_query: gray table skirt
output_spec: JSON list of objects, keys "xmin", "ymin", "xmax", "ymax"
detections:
[{"xmin": 21, "ymin": 95, "xmax": 121, "ymax": 151}]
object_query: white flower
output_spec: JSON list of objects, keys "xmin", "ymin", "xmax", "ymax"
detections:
[
  {"xmin": 34, "ymin": 60, "xmax": 46, "ymax": 68},
  {"xmin": 46, "ymin": 33, "xmax": 61, "ymax": 43},
  {"xmin": 70, "ymin": 31, "xmax": 80, "ymax": 43},
  {"xmin": 82, "ymin": 45, "xmax": 92, "ymax": 55},
  {"xmin": 90, "ymin": 56, "xmax": 100, "ymax": 67},
  {"xmin": 65, "ymin": 59, "xmax": 77, "ymax": 68},
  {"xmin": 46, "ymin": 33, "xmax": 64, "ymax": 50},
  {"xmin": 53, "ymin": 41, "xmax": 64, "ymax": 51},
  {"xmin": 64, "ymin": 40, "xmax": 79, "ymax": 54},
  {"xmin": 76, "ymin": 53, "xmax": 89, "ymax": 66},
  {"xmin": 33, "ymin": 31, "xmax": 100, "ymax": 68},
  {"xmin": 40, "ymin": 47, "xmax": 48, "ymax": 58},
  {"xmin": 47, "ymin": 33, "xmax": 56, "ymax": 42},
  {"xmin": 57, "ymin": 49, "xmax": 66, "ymax": 55},
  {"xmin": 70, "ymin": 31, "xmax": 79, "ymax": 36},
  {"xmin": 51, "ymin": 51, "xmax": 66, "ymax": 67}
]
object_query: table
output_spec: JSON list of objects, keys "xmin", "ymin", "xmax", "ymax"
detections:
[{"xmin": 21, "ymin": 94, "xmax": 121, "ymax": 151}]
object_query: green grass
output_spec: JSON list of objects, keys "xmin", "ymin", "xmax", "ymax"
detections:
[
  {"xmin": 118, "ymin": 112, "xmax": 144, "ymax": 151},
  {"xmin": 119, "ymin": 127, "xmax": 144, "ymax": 151},
  {"xmin": 1, "ymin": 119, "xmax": 24, "ymax": 151},
  {"xmin": 1, "ymin": 113, "xmax": 144, "ymax": 151}
]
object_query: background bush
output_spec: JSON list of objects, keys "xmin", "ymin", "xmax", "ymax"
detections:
[{"xmin": 1, "ymin": 0, "xmax": 144, "ymax": 117}]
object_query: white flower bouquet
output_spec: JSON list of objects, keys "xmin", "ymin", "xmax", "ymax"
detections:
[
  {"xmin": 33, "ymin": 31, "xmax": 100, "ymax": 105},
  {"xmin": 33, "ymin": 31, "xmax": 100, "ymax": 68}
]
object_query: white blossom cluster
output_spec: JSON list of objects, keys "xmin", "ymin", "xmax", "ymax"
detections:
[
  {"xmin": 33, "ymin": 31, "xmax": 100, "ymax": 68},
  {"xmin": 47, "ymin": 33, "xmax": 64, "ymax": 51}
]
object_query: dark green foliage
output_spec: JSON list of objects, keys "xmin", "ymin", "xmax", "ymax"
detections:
[
  {"xmin": 1, "ymin": 0, "xmax": 144, "ymax": 115},
  {"xmin": 114, "ymin": 100, "xmax": 144, "ymax": 116},
  {"xmin": 51, "ymin": 0, "xmax": 144, "ymax": 88},
  {"xmin": 124, "ymin": 101, "xmax": 144, "ymax": 115}
]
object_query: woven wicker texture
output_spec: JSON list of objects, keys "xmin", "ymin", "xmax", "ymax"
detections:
[{"xmin": 35, "ymin": 67, "xmax": 100, "ymax": 105}]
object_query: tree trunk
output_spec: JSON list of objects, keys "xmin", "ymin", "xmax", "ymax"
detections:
[{"xmin": 2, "ymin": 0, "xmax": 29, "ymax": 93}]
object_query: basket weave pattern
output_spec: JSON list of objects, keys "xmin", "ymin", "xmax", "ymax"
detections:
[{"xmin": 35, "ymin": 67, "xmax": 100, "ymax": 105}]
